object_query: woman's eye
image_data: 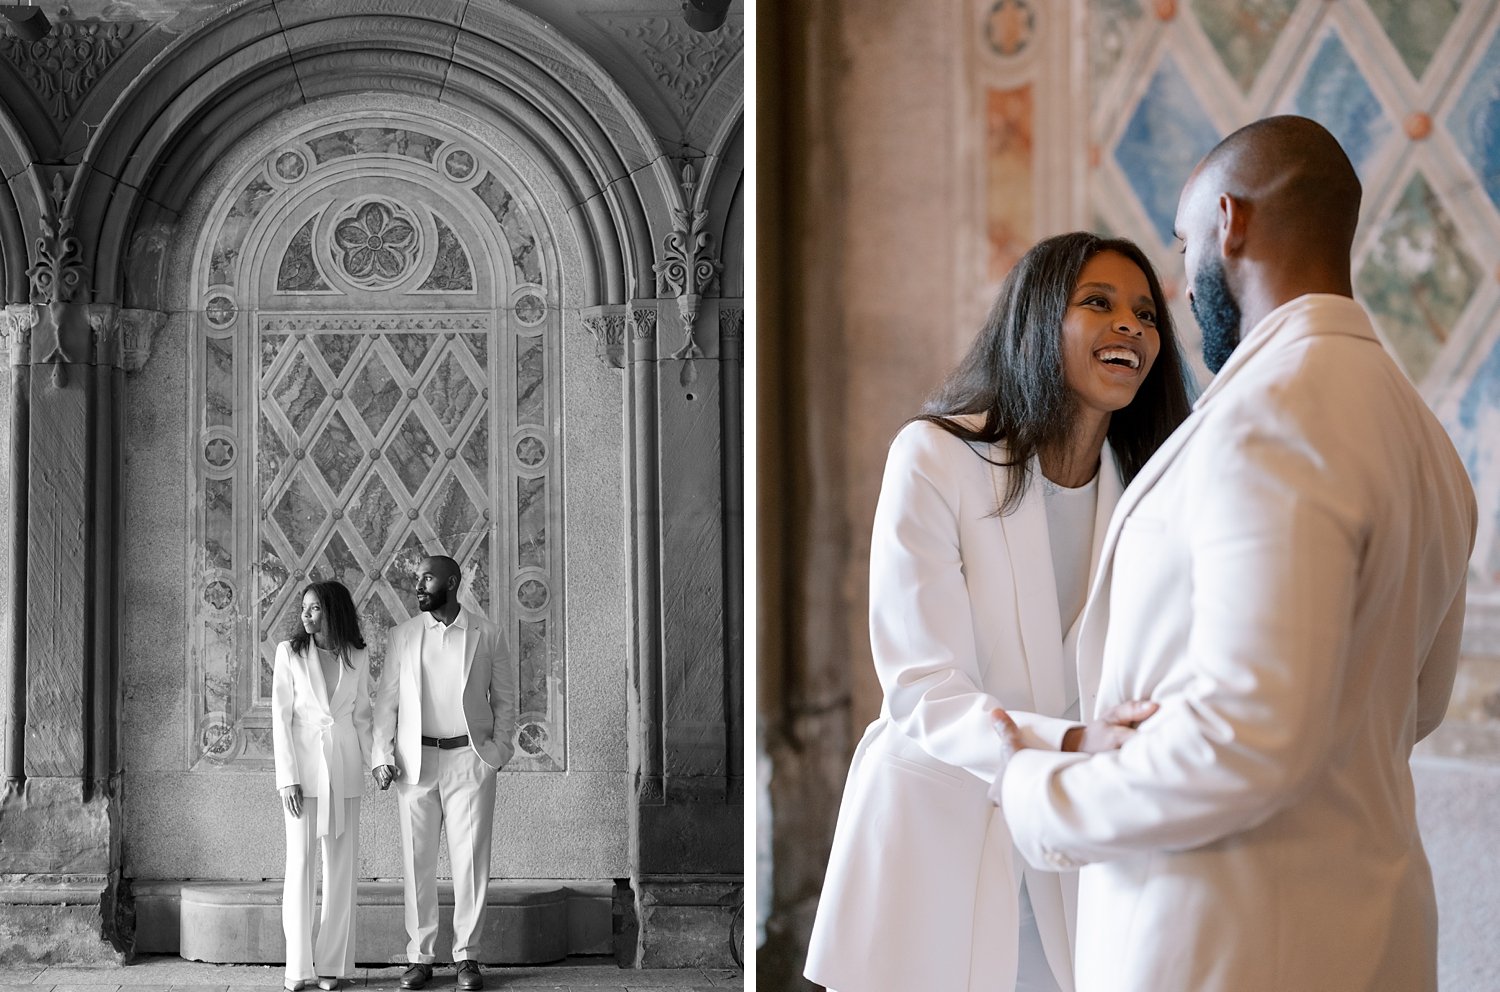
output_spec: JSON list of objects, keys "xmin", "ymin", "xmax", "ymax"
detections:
[{"xmin": 1137, "ymin": 311, "xmax": 1157, "ymax": 325}]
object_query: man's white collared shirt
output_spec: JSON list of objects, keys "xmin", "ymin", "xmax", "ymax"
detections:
[{"xmin": 419, "ymin": 608, "xmax": 468, "ymax": 738}]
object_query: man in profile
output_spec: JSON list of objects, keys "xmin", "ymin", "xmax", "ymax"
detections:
[
  {"xmin": 992, "ymin": 116, "xmax": 1477, "ymax": 991},
  {"xmin": 373, "ymin": 555, "xmax": 516, "ymax": 991}
]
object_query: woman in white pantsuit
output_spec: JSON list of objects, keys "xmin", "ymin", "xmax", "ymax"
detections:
[
  {"xmin": 804, "ymin": 234, "xmax": 1193, "ymax": 992},
  {"xmin": 273, "ymin": 580, "xmax": 374, "ymax": 992}
]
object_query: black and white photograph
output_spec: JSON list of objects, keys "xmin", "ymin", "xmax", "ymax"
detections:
[{"xmin": 0, "ymin": 1, "xmax": 743, "ymax": 989}]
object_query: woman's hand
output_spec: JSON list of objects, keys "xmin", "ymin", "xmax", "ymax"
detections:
[
  {"xmin": 1062, "ymin": 699, "xmax": 1159, "ymax": 753},
  {"xmin": 280, "ymin": 784, "xmax": 304, "ymax": 818}
]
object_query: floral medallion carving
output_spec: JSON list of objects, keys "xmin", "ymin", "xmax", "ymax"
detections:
[
  {"xmin": 0, "ymin": 18, "xmax": 137, "ymax": 121},
  {"xmin": 330, "ymin": 200, "xmax": 421, "ymax": 289},
  {"xmin": 601, "ymin": 14, "xmax": 742, "ymax": 111}
]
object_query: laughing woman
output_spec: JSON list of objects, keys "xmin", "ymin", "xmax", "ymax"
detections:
[
  {"xmin": 804, "ymin": 233, "xmax": 1193, "ymax": 992},
  {"xmin": 272, "ymin": 580, "xmax": 374, "ymax": 992}
]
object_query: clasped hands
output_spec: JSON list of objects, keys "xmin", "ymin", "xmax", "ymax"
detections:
[{"xmin": 992, "ymin": 699, "xmax": 1159, "ymax": 762}]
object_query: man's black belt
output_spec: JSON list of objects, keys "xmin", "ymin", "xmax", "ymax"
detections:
[{"xmin": 421, "ymin": 734, "xmax": 469, "ymax": 749}]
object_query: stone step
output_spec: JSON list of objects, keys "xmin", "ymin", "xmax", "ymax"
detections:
[{"xmin": 134, "ymin": 879, "xmax": 615, "ymax": 965}]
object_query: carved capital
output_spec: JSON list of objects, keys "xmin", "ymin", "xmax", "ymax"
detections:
[
  {"xmin": 1, "ymin": 304, "xmax": 37, "ymax": 367},
  {"xmin": 719, "ymin": 306, "xmax": 744, "ymax": 341},
  {"xmin": 88, "ymin": 304, "xmax": 120, "ymax": 368},
  {"xmin": 119, "ymin": 308, "xmax": 169, "ymax": 373},
  {"xmin": 580, "ymin": 306, "xmax": 627, "ymax": 370}
]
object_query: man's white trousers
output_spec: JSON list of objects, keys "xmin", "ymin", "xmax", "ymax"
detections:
[{"xmin": 396, "ymin": 744, "xmax": 497, "ymax": 963}]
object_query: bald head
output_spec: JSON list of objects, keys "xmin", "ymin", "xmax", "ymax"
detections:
[
  {"xmin": 1175, "ymin": 116, "xmax": 1360, "ymax": 358},
  {"xmin": 1194, "ymin": 115, "xmax": 1361, "ymax": 256},
  {"xmin": 415, "ymin": 554, "xmax": 462, "ymax": 617}
]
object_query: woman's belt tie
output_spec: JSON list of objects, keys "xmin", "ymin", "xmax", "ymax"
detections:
[{"xmin": 315, "ymin": 714, "xmax": 346, "ymax": 839}]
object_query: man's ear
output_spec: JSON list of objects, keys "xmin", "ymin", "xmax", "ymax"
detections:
[{"xmin": 1217, "ymin": 192, "xmax": 1248, "ymax": 256}]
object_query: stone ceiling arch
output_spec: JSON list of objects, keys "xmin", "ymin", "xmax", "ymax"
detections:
[
  {"xmin": 68, "ymin": 0, "xmax": 675, "ymax": 310},
  {"xmin": 0, "ymin": 105, "xmax": 43, "ymax": 301}
]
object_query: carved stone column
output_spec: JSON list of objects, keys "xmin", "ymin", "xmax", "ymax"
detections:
[
  {"xmin": 0, "ymin": 177, "xmax": 133, "ymax": 963},
  {"xmin": 622, "ymin": 172, "xmax": 742, "ymax": 967}
]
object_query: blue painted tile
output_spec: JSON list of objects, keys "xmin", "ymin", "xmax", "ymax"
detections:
[
  {"xmin": 1292, "ymin": 32, "xmax": 1392, "ymax": 177},
  {"xmin": 1448, "ymin": 25, "xmax": 1500, "ymax": 214},
  {"xmin": 1114, "ymin": 56, "xmax": 1221, "ymax": 246}
]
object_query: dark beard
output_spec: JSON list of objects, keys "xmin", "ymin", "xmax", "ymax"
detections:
[
  {"xmin": 1191, "ymin": 254, "xmax": 1242, "ymax": 374},
  {"xmin": 417, "ymin": 588, "xmax": 449, "ymax": 613}
]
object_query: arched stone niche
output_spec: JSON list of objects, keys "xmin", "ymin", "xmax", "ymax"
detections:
[{"xmin": 123, "ymin": 93, "xmax": 625, "ymax": 881}]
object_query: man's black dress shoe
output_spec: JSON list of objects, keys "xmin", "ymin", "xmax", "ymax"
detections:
[
  {"xmin": 399, "ymin": 963, "xmax": 433, "ymax": 989},
  {"xmin": 456, "ymin": 958, "xmax": 484, "ymax": 990}
]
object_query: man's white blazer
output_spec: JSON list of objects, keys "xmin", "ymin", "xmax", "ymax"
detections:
[
  {"xmin": 372, "ymin": 608, "xmax": 517, "ymax": 778},
  {"xmin": 999, "ymin": 295, "xmax": 1477, "ymax": 992},
  {"xmin": 806, "ymin": 420, "xmax": 1123, "ymax": 992}
]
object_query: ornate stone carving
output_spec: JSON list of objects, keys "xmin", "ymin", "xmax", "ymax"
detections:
[
  {"xmin": 1, "ymin": 305, "xmax": 36, "ymax": 367},
  {"xmin": 602, "ymin": 15, "xmax": 742, "ymax": 111},
  {"xmin": 28, "ymin": 174, "xmax": 91, "ymax": 387},
  {"xmin": 629, "ymin": 305, "xmax": 658, "ymax": 342},
  {"xmin": 29, "ymin": 174, "xmax": 86, "ymax": 306},
  {"xmin": 0, "ymin": 19, "xmax": 136, "ymax": 121},
  {"xmin": 119, "ymin": 309, "xmax": 168, "ymax": 373},
  {"xmin": 581, "ymin": 311, "xmax": 626, "ymax": 370},
  {"xmin": 719, "ymin": 306, "xmax": 744, "ymax": 340},
  {"xmin": 331, "ymin": 199, "xmax": 421, "ymax": 289},
  {"xmin": 655, "ymin": 162, "xmax": 722, "ymax": 361}
]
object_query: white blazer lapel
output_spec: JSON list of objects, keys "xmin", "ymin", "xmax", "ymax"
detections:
[
  {"xmin": 460, "ymin": 610, "xmax": 479, "ymax": 688},
  {"xmin": 994, "ymin": 454, "xmax": 1067, "ymax": 718},
  {"xmin": 1075, "ymin": 411, "xmax": 1207, "ymax": 717}
]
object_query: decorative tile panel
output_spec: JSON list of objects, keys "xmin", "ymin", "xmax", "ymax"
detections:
[
  {"xmin": 1448, "ymin": 27, "xmax": 1500, "ymax": 215},
  {"xmin": 1356, "ymin": 173, "xmax": 1479, "ymax": 383},
  {"xmin": 189, "ymin": 117, "xmax": 565, "ymax": 772},
  {"xmin": 1114, "ymin": 56, "xmax": 1220, "ymax": 247},
  {"xmin": 1191, "ymin": 0, "xmax": 1296, "ymax": 94},
  {"xmin": 1292, "ymin": 31, "xmax": 1391, "ymax": 177},
  {"xmin": 1367, "ymin": 0, "xmax": 1461, "ymax": 81}
]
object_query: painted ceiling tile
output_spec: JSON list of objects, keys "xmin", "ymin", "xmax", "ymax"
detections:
[
  {"xmin": 1114, "ymin": 56, "xmax": 1221, "ymax": 246},
  {"xmin": 1088, "ymin": 0, "xmax": 1143, "ymax": 106},
  {"xmin": 1191, "ymin": 0, "xmax": 1297, "ymax": 93},
  {"xmin": 1356, "ymin": 172, "xmax": 1479, "ymax": 382},
  {"xmin": 1367, "ymin": 0, "xmax": 1461, "ymax": 81},
  {"xmin": 1448, "ymin": 26, "xmax": 1500, "ymax": 214},
  {"xmin": 1292, "ymin": 32, "xmax": 1392, "ymax": 177}
]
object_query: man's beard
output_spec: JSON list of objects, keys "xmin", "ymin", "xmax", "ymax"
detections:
[
  {"xmin": 417, "ymin": 588, "xmax": 449, "ymax": 613},
  {"xmin": 1191, "ymin": 254, "xmax": 1242, "ymax": 374}
]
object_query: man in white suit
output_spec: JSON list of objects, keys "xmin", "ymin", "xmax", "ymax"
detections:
[
  {"xmin": 992, "ymin": 116, "xmax": 1477, "ymax": 991},
  {"xmin": 372, "ymin": 555, "xmax": 516, "ymax": 991}
]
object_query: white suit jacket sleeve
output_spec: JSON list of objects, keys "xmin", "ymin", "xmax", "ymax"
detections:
[
  {"xmin": 1416, "ymin": 579, "xmax": 1466, "ymax": 742},
  {"xmin": 873, "ymin": 424, "xmax": 1072, "ymax": 787},
  {"xmin": 1001, "ymin": 408, "xmax": 1369, "ymax": 865},
  {"xmin": 353, "ymin": 647, "xmax": 375, "ymax": 770},
  {"xmin": 271, "ymin": 641, "xmax": 300, "ymax": 790},
  {"xmin": 487, "ymin": 625, "xmax": 517, "ymax": 768},
  {"xmin": 370, "ymin": 628, "xmax": 401, "ymax": 769}
]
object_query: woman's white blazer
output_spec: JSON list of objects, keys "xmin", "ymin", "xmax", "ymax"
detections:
[
  {"xmin": 271, "ymin": 641, "xmax": 374, "ymax": 838},
  {"xmin": 804, "ymin": 420, "xmax": 1122, "ymax": 992}
]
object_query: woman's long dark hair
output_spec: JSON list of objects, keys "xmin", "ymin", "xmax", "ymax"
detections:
[
  {"xmin": 919, "ymin": 232, "xmax": 1193, "ymax": 513},
  {"xmin": 290, "ymin": 580, "xmax": 366, "ymax": 669}
]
